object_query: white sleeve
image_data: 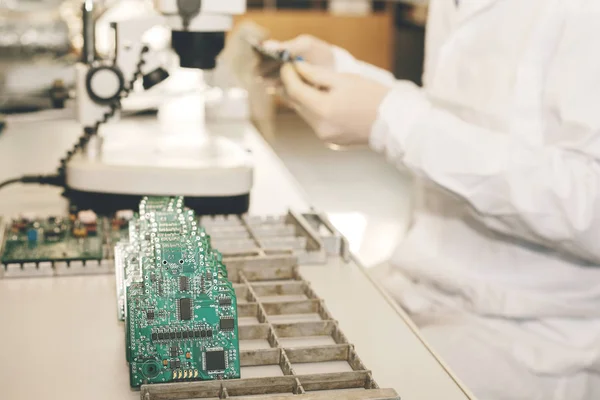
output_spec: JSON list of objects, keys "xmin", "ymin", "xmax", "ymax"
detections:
[
  {"xmin": 370, "ymin": 81, "xmax": 600, "ymax": 263},
  {"xmin": 331, "ymin": 46, "xmax": 397, "ymax": 87}
]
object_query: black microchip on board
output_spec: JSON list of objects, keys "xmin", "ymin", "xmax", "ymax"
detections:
[
  {"xmin": 170, "ymin": 331, "xmax": 176, "ymax": 339},
  {"xmin": 152, "ymin": 333, "xmax": 158, "ymax": 341},
  {"xmin": 200, "ymin": 330, "xmax": 206, "ymax": 338},
  {"xmin": 158, "ymin": 332, "xmax": 164, "ymax": 340},
  {"xmin": 147, "ymin": 310, "xmax": 155, "ymax": 320},
  {"xmin": 219, "ymin": 297, "xmax": 232, "ymax": 306},
  {"xmin": 194, "ymin": 330, "xmax": 200, "ymax": 338},
  {"xmin": 207, "ymin": 329, "xmax": 213, "ymax": 338},
  {"xmin": 171, "ymin": 346, "xmax": 179, "ymax": 356},
  {"xmin": 205, "ymin": 350, "xmax": 226, "ymax": 371},
  {"xmin": 179, "ymin": 276, "xmax": 189, "ymax": 291},
  {"xmin": 219, "ymin": 318, "xmax": 235, "ymax": 331},
  {"xmin": 182, "ymin": 331, "xmax": 188, "ymax": 339},
  {"xmin": 178, "ymin": 298, "xmax": 193, "ymax": 321}
]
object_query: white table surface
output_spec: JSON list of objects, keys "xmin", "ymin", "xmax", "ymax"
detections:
[{"xmin": 0, "ymin": 113, "xmax": 472, "ymax": 400}]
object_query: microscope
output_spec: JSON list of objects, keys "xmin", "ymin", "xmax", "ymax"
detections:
[{"xmin": 66, "ymin": 0, "xmax": 253, "ymax": 215}]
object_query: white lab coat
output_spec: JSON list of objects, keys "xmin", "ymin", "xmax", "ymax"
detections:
[{"xmin": 334, "ymin": 0, "xmax": 600, "ymax": 398}]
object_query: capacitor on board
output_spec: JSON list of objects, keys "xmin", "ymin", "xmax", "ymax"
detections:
[
  {"xmin": 116, "ymin": 210, "xmax": 134, "ymax": 221},
  {"xmin": 78, "ymin": 210, "xmax": 97, "ymax": 225},
  {"xmin": 73, "ymin": 221, "xmax": 88, "ymax": 238},
  {"xmin": 27, "ymin": 228, "xmax": 38, "ymax": 245}
]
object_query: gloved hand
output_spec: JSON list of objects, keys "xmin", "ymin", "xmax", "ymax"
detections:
[
  {"xmin": 280, "ymin": 62, "xmax": 391, "ymax": 146},
  {"xmin": 218, "ymin": 21, "xmax": 270, "ymax": 87},
  {"xmin": 263, "ymin": 35, "xmax": 335, "ymax": 69}
]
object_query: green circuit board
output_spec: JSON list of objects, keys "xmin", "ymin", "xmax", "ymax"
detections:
[
  {"xmin": 117, "ymin": 197, "xmax": 240, "ymax": 388},
  {"xmin": 1, "ymin": 216, "xmax": 104, "ymax": 264}
]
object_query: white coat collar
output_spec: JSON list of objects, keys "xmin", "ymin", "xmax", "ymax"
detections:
[{"xmin": 455, "ymin": 0, "xmax": 502, "ymax": 26}]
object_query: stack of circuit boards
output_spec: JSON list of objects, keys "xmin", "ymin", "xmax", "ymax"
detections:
[{"xmin": 115, "ymin": 197, "xmax": 240, "ymax": 388}]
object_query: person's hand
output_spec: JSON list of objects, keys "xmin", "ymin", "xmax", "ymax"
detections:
[
  {"xmin": 263, "ymin": 35, "xmax": 336, "ymax": 69},
  {"xmin": 281, "ymin": 62, "xmax": 391, "ymax": 146},
  {"xmin": 218, "ymin": 21, "xmax": 270, "ymax": 87}
]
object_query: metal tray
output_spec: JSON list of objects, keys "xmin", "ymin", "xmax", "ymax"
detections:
[
  {"xmin": 141, "ymin": 258, "xmax": 400, "ymax": 400},
  {"xmin": 201, "ymin": 211, "xmax": 329, "ymax": 265}
]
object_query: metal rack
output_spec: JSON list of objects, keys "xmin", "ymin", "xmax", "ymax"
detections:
[
  {"xmin": 141, "ymin": 260, "xmax": 400, "ymax": 400},
  {"xmin": 201, "ymin": 211, "xmax": 347, "ymax": 265}
]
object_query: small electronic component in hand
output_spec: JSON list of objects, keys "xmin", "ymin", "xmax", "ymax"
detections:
[{"xmin": 252, "ymin": 42, "xmax": 300, "ymax": 80}]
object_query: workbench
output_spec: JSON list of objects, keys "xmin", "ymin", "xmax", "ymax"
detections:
[{"xmin": 0, "ymin": 112, "xmax": 472, "ymax": 400}]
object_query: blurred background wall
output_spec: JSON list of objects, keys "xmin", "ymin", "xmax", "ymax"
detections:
[
  {"xmin": 0, "ymin": 0, "xmax": 427, "ymax": 113},
  {"xmin": 234, "ymin": 0, "xmax": 427, "ymax": 83}
]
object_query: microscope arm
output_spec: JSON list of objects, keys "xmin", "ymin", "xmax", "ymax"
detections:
[{"xmin": 76, "ymin": 13, "xmax": 170, "ymax": 132}]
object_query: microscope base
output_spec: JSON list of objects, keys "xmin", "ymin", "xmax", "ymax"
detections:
[
  {"xmin": 64, "ymin": 189, "xmax": 250, "ymax": 215},
  {"xmin": 64, "ymin": 135, "xmax": 254, "ymax": 215}
]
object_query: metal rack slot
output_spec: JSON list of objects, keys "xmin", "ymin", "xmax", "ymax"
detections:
[
  {"xmin": 251, "ymin": 281, "xmax": 307, "ymax": 297},
  {"xmin": 298, "ymin": 371, "xmax": 372, "ymax": 391},
  {"xmin": 285, "ymin": 344, "xmax": 350, "ymax": 364},
  {"xmin": 262, "ymin": 300, "xmax": 321, "ymax": 316},
  {"xmin": 240, "ymin": 348, "xmax": 282, "ymax": 366},
  {"xmin": 273, "ymin": 321, "xmax": 334, "ymax": 338}
]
